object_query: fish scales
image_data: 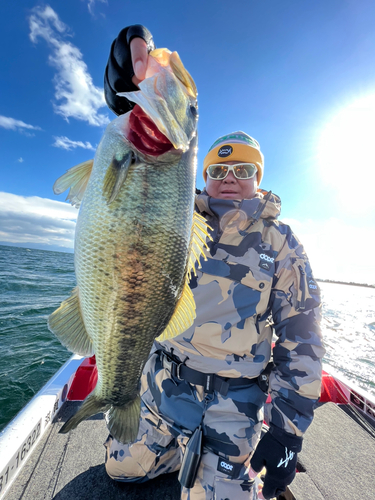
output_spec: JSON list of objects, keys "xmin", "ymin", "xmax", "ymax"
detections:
[{"xmin": 75, "ymin": 133, "xmax": 197, "ymax": 402}]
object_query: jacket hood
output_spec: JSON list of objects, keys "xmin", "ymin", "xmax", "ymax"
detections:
[{"xmin": 195, "ymin": 189, "xmax": 281, "ymax": 222}]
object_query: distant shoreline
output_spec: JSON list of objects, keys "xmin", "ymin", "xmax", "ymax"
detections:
[
  {"xmin": 316, "ymin": 279, "xmax": 375, "ymax": 289},
  {"xmin": 1, "ymin": 244, "xmax": 374, "ymax": 288}
]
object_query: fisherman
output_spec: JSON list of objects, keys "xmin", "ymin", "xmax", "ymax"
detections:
[{"xmin": 103, "ymin": 25, "xmax": 324, "ymax": 500}]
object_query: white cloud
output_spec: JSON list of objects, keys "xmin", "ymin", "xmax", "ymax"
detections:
[
  {"xmin": 282, "ymin": 217, "xmax": 375, "ymax": 285},
  {"xmin": 87, "ymin": 0, "xmax": 108, "ymax": 16},
  {"xmin": 0, "ymin": 115, "xmax": 41, "ymax": 132},
  {"xmin": 0, "ymin": 192, "xmax": 77, "ymax": 250},
  {"xmin": 29, "ymin": 5, "xmax": 109, "ymax": 127},
  {"xmin": 53, "ymin": 136, "xmax": 95, "ymax": 151},
  {"xmin": 18, "ymin": 157, "xmax": 24, "ymax": 163}
]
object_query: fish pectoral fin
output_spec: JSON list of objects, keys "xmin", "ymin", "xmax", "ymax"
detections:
[
  {"xmin": 187, "ymin": 212, "xmax": 213, "ymax": 280},
  {"xmin": 48, "ymin": 287, "xmax": 94, "ymax": 356},
  {"xmin": 53, "ymin": 159, "xmax": 94, "ymax": 208},
  {"xmin": 103, "ymin": 152, "xmax": 133, "ymax": 204},
  {"xmin": 59, "ymin": 392, "xmax": 109, "ymax": 435},
  {"xmin": 156, "ymin": 280, "xmax": 196, "ymax": 341},
  {"xmin": 105, "ymin": 396, "xmax": 141, "ymax": 444},
  {"xmin": 170, "ymin": 51, "xmax": 197, "ymax": 98}
]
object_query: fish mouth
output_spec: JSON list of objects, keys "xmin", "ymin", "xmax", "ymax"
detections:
[{"xmin": 127, "ymin": 105, "xmax": 174, "ymax": 157}]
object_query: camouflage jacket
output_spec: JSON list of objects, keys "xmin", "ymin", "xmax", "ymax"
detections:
[{"xmin": 161, "ymin": 190, "xmax": 324, "ymax": 438}]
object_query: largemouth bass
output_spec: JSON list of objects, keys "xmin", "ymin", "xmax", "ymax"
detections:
[{"xmin": 49, "ymin": 49, "xmax": 210, "ymax": 444}]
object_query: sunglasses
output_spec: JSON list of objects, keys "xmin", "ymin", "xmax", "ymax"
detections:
[{"xmin": 206, "ymin": 163, "xmax": 258, "ymax": 181}]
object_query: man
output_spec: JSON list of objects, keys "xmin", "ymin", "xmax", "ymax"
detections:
[{"xmin": 103, "ymin": 25, "xmax": 324, "ymax": 500}]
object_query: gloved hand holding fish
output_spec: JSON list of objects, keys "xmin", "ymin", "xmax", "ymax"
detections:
[{"xmin": 48, "ymin": 48, "xmax": 211, "ymax": 444}]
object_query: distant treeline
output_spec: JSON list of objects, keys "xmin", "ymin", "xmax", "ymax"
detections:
[{"xmin": 316, "ymin": 279, "xmax": 375, "ymax": 289}]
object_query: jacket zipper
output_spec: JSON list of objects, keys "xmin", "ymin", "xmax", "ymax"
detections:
[{"xmin": 297, "ymin": 265, "xmax": 306, "ymax": 310}]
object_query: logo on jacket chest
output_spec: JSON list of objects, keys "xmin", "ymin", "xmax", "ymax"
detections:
[{"xmin": 259, "ymin": 252, "xmax": 274, "ymax": 271}]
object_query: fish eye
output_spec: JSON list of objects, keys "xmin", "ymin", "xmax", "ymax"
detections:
[{"xmin": 190, "ymin": 106, "xmax": 198, "ymax": 118}]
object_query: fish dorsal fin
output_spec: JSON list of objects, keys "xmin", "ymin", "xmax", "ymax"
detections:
[
  {"xmin": 187, "ymin": 212, "xmax": 212, "ymax": 280},
  {"xmin": 103, "ymin": 152, "xmax": 133, "ymax": 204},
  {"xmin": 170, "ymin": 51, "xmax": 197, "ymax": 99},
  {"xmin": 48, "ymin": 287, "xmax": 94, "ymax": 356},
  {"xmin": 53, "ymin": 159, "xmax": 94, "ymax": 208},
  {"xmin": 156, "ymin": 213, "xmax": 212, "ymax": 342}
]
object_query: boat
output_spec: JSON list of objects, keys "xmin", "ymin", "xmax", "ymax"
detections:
[{"xmin": 0, "ymin": 355, "xmax": 374, "ymax": 500}]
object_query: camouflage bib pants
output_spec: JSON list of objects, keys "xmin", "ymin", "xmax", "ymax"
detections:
[{"xmin": 105, "ymin": 350, "xmax": 267, "ymax": 499}]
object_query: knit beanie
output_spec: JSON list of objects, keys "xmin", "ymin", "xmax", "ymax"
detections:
[{"xmin": 203, "ymin": 131, "xmax": 264, "ymax": 184}]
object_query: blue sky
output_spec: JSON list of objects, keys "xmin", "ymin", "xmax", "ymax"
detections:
[{"xmin": 1, "ymin": 0, "xmax": 375, "ymax": 284}]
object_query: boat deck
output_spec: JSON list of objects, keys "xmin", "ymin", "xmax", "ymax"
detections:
[
  {"xmin": 287, "ymin": 402, "xmax": 375, "ymax": 500},
  {"xmin": 4, "ymin": 402, "xmax": 180, "ymax": 500},
  {"xmin": 4, "ymin": 401, "xmax": 375, "ymax": 500}
]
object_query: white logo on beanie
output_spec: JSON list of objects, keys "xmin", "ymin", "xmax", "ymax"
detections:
[{"xmin": 217, "ymin": 145, "xmax": 233, "ymax": 157}]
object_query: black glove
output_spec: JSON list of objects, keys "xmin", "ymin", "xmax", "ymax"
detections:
[
  {"xmin": 250, "ymin": 426, "xmax": 302, "ymax": 499},
  {"xmin": 104, "ymin": 25, "xmax": 155, "ymax": 115}
]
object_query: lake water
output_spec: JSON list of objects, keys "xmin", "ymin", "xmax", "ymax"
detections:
[{"xmin": 0, "ymin": 244, "xmax": 374, "ymax": 432}]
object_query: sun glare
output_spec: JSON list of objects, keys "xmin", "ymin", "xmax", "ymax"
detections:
[{"xmin": 318, "ymin": 95, "xmax": 375, "ymax": 195}]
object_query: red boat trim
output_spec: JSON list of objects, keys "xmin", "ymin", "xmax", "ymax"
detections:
[
  {"xmin": 67, "ymin": 355, "xmax": 97, "ymax": 401},
  {"xmin": 319, "ymin": 371, "xmax": 349, "ymax": 404}
]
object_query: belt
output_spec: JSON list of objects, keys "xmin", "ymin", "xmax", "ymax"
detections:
[{"xmin": 158, "ymin": 350, "xmax": 259, "ymax": 397}]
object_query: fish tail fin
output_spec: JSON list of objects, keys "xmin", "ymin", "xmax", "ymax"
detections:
[
  {"xmin": 59, "ymin": 392, "xmax": 108, "ymax": 435},
  {"xmin": 105, "ymin": 395, "xmax": 141, "ymax": 444}
]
